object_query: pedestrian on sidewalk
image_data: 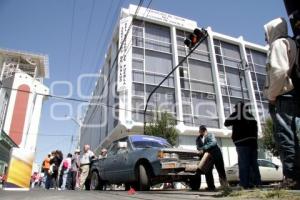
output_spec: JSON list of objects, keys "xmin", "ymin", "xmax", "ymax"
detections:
[
  {"xmin": 79, "ymin": 144, "xmax": 95, "ymax": 190},
  {"xmin": 50, "ymin": 150, "xmax": 63, "ymax": 189},
  {"xmin": 69, "ymin": 149, "xmax": 80, "ymax": 190},
  {"xmin": 224, "ymin": 102, "xmax": 261, "ymax": 189},
  {"xmin": 43, "ymin": 153, "xmax": 52, "ymax": 189},
  {"xmin": 264, "ymin": 17, "xmax": 300, "ymax": 189},
  {"xmin": 59, "ymin": 153, "xmax": 72, "ymax": 190}
]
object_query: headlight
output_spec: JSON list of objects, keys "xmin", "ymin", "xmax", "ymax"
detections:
[
  {"xmin": 170, "ymin": 153, "xmax": 179, "ymax": 160},
  {"xmin": 157, "ymin": 151, "xmax": 178, "ymax": 160}
]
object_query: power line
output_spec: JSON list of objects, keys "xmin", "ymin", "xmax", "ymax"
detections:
[
  {"xmin": 84, "ymin": 0, "xmax": 121, "ymax": 96},
  {"xmin": 77, "ymin": 0, "xmax": 96, "ymax": 76},
  {"xmin": 0, "ymin": 81, "xmax": 217, "ymax": 127},
  {"xmin": 0, "ymin": 83, "xmax": 212, "ymax": 127},
  {"xmin": 66, "ymin": 0, "xmax": 77, "ymax": 82},
  {"xmin": 82, "ymin": 0, "xmax": 145, "ymax": 124}
]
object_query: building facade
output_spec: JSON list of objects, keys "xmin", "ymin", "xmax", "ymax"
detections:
[
  {"xmin": 80, "ymin": 5, "xmax": 269, "ymax": 168},
  {"xmin": 0, "ymin": 49, "xmax": 49, "ymax": 174}
]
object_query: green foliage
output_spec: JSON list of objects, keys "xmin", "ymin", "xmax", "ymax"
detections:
[
  {"xmin": 145, "ymin": 111, "xmax": 178, "ymax": 146},
  {"xmin": 261, "ymin": 118, "xmax": 279, "ymax": 157}
]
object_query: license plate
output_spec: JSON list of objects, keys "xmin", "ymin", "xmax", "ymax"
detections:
[
  {"xmin": 185, "ymin": 163, "xmax": 198, "ymax": 172},
  {"xmin": 162, "ymin": 162, "xmax": 176, "ymax": 169}
]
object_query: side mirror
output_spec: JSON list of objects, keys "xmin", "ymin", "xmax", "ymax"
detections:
[
  {"xmin": 275, "ymin": 165, "xmax": 279, "ymax": 170},
  {"xmin": 117, "ymin": 141, "xmax": 127, "ymax": 149}
]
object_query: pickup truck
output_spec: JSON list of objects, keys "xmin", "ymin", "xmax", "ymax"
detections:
[{"xmin": 89, "ymin": 135, "xmax": 202, "ymax": 191}]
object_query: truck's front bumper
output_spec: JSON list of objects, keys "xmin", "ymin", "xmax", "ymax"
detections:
[{"xmin": 152, "ymin": 160, "xmax": 199, "ymax": 176}]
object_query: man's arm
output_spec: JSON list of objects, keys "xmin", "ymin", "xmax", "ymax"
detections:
[{"xmin": 224, "ymin": 112, "xmax": 237, "ymax": 127}]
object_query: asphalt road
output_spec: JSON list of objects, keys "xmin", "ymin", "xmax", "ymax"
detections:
[{"xmin": 0, "ymin": 189, "xmax": 222, "ymax": 200}]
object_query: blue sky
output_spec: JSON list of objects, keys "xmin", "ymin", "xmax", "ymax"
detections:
[{"xmin": 0, "ymin": 0, "xmax": 288, "ymax": 165}]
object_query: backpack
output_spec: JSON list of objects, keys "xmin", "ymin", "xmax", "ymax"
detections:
[
  {"xmin": 62, "ymin": 160, "xmax": 69, "ymax": 170},
  {"xmin": 290, "ymin": 39, "xmax": 300, "ymax": 95},
  {"xmin": 280, "ymin": 36, "xmax": 300, "ymax": 95}
]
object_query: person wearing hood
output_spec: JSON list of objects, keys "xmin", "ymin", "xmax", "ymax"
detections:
[{"xmin": 264, "ymin": 17, "xmax": 299, "ymax": 189}]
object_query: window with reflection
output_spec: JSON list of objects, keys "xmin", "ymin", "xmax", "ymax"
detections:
[
  {"xmin": 214, "ymin": 39, "xmax": 250, "ymax": 117},
  {"xmin": 177, "ymin": 29, "xmax": 219, "ymax": 128},
  {"xmin": 131, "ymin": 19, "xmax": 176, "ymax": 122},
  {"xmin": 246, "ymin": 48, "xmax": 268, "ymax": 124}
]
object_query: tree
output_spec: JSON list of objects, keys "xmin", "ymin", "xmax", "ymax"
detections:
[
  {"xmin": 145, "ymin": 111, "xmax": 179, "ymax": 146},
  {"xmin": 261, "ymin": 118, "xmax": 279, "ymax": 157}
]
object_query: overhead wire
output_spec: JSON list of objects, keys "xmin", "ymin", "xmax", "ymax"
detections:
[
  {"xmin": 77, "ymin": 0, "xmax": 96, "ymax": 76},
  {"xmin": 66, "ymin": 0, "xmax": 77, "ymax": 82},
  {"xmin": 0, "ymin": 83, "xmax": 209, "ymax": 129},
  {"xmin": 81, "ymin": 0, "xmax": 145, "ymax": 124},
  {"xmin": 84, "ymin": 0, "xmax": 123, "ymax": 96}
]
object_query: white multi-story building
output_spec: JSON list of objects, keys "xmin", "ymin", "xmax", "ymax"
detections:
[
  {"xmin": 80, "ymin": 5, "xmax": 269, "ymax": 168},
  {"xmin": 0, "ymin": 48, "xmax": 49, "ymax": 174}
]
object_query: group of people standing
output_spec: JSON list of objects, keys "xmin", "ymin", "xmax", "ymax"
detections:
[
  {"xmin": 41, "ymin": 144, "xmax": 95, "ymax": 190},
  {"xmin": 196, "ymin": 16, "xmax": 300, "ymax": 190}
]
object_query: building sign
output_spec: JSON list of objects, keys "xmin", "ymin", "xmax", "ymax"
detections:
[
  {"xmin": 129, "ymin": 4, "xmax": 197, "ymax": 30},
  {"xmin": 117, "ymin": 16, "xmax": 132, "ymax": 92}
]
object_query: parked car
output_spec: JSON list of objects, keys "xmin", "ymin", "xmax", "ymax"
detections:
[
  {"xmin": 89, "ymin": 135, "xmax": 203, "ymax": 191},
  {"xmin": 226, "ymin": 159, "xmax": 283, "ymax": 185}
]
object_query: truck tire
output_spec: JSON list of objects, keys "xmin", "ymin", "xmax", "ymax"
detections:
[
  {"xmin": 188, "ymin": 173, "xmax": 201, "ymax": 191},
  {"xmin": 90, "ymin": 171, "xmax": 102, "ymax": 190},
  {"xmin": 137, "ymin": 165, "xmax": 150, "ymax": 191}
]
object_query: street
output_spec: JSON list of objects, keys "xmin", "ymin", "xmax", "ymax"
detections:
[
  {"xmin": 1, "ymin": 188, "xmax": 300, "ymax": 200},
  {"xmin": 0, "ymin": 189, "xmax": 221, "ymax": 200}
]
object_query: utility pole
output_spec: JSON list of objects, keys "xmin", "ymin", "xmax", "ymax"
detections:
[{"xmin": 237, "ymin": 62, "xmax": 245, "ymax": 102}]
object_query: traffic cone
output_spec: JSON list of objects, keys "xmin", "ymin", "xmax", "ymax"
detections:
[{"xmin": 128, "ymin": 187, "xmax": 136, "ymax": 195}]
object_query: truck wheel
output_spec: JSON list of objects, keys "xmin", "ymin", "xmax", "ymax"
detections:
[
  {"xmin": 137, "ymin": 165, "xmax": 150, "ymax": 191},
  {"xmin": 90, "ymin": 171, "xmax": 102, "ymax": 190},
  {"xmin": 188, "ymin": 173, "xmax": 201, "ymax": 191}
]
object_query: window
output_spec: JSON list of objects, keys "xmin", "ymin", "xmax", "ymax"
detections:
[
  {"xmin": 132, "ymin": 59, "xmax": 143, "ymax": 70},
  {"xmin": 190, "ymin": 80, "xmax": 214, "ymax": 93},
  {"xmin": 145, "ymin": 39, "xmax": 171, "ymax": 53},
  {"xmin": 132, "ymin": 47, "xmax": 144, "ymax": 59},
  {"xmin": 132, "ymin": 83, "xmax": 144, "ymax": 96},
  {"xmin": 132, "ymin": 26, "xmax": 143, "ymax": 37},
  {"xmin": 192, "ymin": 92, "xmax": 218, "ymax": 117},
  {"xmin": 133, "ymin": 36, "xmax": 144, "ymax": 47},
  {"xmin": 132, "ymin": 71, "xmax": 144, "ymax": 83},
  {"xmin": 145, "ymin": 22, "xmax": 171, "ymax": 43},
  {"xmin": 145, "ymin": 50, "xmax": 172, "ymax": 74},
  {"xmin": 221, "ymin": 42, "xmax": 241, "ymax": 60},
  {"xmin": 188, "ymin": 59, "xmax": 213, "ymax": 82}
]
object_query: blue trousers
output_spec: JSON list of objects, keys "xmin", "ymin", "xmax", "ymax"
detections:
[
  {"xmin": 269, "ymin": 93, "xmax": 300, "ymax": 180},
  {"xmin": 236, "ymin": 146, "xmax": 261, "ymax": 188}
]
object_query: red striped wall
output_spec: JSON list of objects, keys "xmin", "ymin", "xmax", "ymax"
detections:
[{"xmin": 9, "ymin": 84, "xmax": 30, "ymax": 145}]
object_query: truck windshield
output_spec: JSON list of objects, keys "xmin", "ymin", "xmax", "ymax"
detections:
[{"xmin": 132, "ymin": 140, "xmax": 172, "ymax": 148}]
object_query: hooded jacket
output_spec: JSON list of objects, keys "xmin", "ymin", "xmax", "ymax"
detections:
[{"xmin": 264, "ymin": 17, "xmax": 297, "ymax": 101}]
